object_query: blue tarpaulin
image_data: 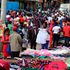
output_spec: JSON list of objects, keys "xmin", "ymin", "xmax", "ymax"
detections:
[{"xmin": 6, "ymin": 1, "xmax": 19, "ymax": 11}]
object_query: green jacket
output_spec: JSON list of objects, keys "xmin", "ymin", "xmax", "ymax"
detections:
[{"xmin": 8, "ymin": 24, "xmax": 13, "ymax": 34}]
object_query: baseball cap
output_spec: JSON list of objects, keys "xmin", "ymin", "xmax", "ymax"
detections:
[{"xmin": 12, "ymin": 26, "xmax": 17, "ymax": 31}]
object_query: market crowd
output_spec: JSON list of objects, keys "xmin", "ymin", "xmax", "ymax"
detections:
[{"xmin": 0, "ymin": 9, "xmax": 70, "ymax": 58}]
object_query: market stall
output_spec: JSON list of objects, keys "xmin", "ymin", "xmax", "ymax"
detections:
[{"xmin": 0, "ymin": 46, "xmax": 70, "ymax": 70}]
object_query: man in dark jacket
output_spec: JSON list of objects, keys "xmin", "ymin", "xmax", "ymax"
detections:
[{"xmin": 28, "ymin": 26, "xmax": 36, "ymax": 49}]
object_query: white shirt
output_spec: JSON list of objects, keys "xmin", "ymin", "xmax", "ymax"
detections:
[
  {"xmin": 6, "ymin": 15, "xmax": 10, "ymax": 18},
  {"xmin": 58, "ymin": 16, "xmax": 64, "ymax": 21},
  {"xmin": 58, "ymin": 17, "xmax": 61, "ymax": 21},
  {"xmin": 36, "ymin": 28, "xmax": 50, "ymax": 44},
  {"xmin": 47, "ymin": 17, "xmax": 52, "ymax": 23},
  {"xmin": 52, "ymin": 26, "xmax": 61, "ymax": 34}
]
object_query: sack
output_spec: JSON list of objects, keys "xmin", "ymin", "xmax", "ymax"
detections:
[{"xmin": 7, "ymin": 43, "xmax": 11, "ymax": 54}]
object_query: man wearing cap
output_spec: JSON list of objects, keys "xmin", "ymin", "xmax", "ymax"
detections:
[{"xmin": 10, "ymin": 26, "xmax": 22, "ymax": 58}]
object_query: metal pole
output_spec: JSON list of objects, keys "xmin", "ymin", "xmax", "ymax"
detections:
[{"xmin": 1, "ymin": 0, "xmax": 7, "ymax": 24}]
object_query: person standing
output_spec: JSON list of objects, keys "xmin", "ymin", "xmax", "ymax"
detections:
[
  {"xmin": 10, "ymin": 26, "xmax": 22, "ymax": 58},
  {"xmin": 63, "ymin": 20, "xmax": 70, "ymax": 47},
  {"xmin": 28, "ymin": 26, "xmax": 37, "ymax": 49},
  {"xmin": 22, "ymin": 24, "xmax": 28, "ymax": 50},
  {"xmin": 52, "ymin": 23, "xmax": 61, "ymax": 47},
  {"xmin": 36, "ymin": 20, "xmax": 50, "ymax": 49},
  {"xmin": 49, "ymin": 19, "xmax": 54, "ymax": 48},
  {"xmin": 1, "ymin": 28, "xmax": 10, "ymax": 58}
]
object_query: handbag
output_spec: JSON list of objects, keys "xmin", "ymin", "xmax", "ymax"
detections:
[{"xmin": 7, "ymin": 43, "xmax": 11, "ymax": 54}]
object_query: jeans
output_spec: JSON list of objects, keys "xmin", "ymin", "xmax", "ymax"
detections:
[
  {"xmin": 53, "ymin": 34, "xmax": 60, "ymax": 47},
  {"xmin": 41, "ymin": 41, "xmax": 49, "ymax": 49}
]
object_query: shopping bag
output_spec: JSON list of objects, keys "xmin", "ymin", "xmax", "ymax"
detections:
[{"xmin": 7, "ymin": 43, "xmax": 11, "ymax": 54}]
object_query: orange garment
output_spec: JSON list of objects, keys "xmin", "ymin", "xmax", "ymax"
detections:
[
  {"xmin": 1, "ymin": 35, "xmax": 10, "ymax": 58},
  {"xmin": 19, "ymin": 17, "xmax": 24, "ymax": 23},
  {"xmin": 63, "ymin": 26, "xmax": 70, "ymax": 37},
  {"xmin": 49, "ymin": 20, "xmax": 54, "ymax": 46},
  {"xmin": 50, "ymin": 33, "xmax": 53, "ymax": 46}
]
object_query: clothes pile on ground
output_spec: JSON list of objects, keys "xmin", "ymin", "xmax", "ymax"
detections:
[
  {"xmin": 0, "ymin": 47, "xmax": 70, "ymax": 70},
  {"xmin": 15, "ymin": 57, "xmax": 70, "ymax": 70},
  {"xmin": 20, "ymin": 47, "xmax": 70, "ymax": 59},
  {"xmin": 0, "ymin": 58, "xmax": 69, "ymax": 70},
  {"xmin": 16, "ymin": 47, "xmax": 70, "ymax": 70}
]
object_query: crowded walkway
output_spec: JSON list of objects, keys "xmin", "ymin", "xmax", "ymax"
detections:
[{"xmin": 0, "ymin": 9, "xmax": 70, "ymax": 58}]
